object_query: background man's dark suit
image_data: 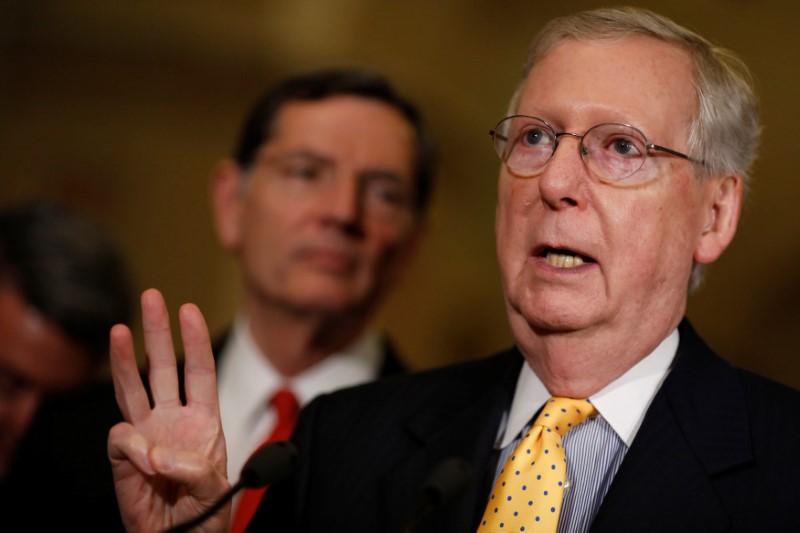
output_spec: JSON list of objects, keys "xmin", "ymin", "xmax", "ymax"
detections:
[
  {"xmin": 253, "ymin": 320, "xmax": 800, "ymax": 532},
  {"xmin": 2, "ymin": 333, "xmax": 406, "ymax": 530}
]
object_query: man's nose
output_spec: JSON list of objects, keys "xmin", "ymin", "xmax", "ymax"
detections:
[
  {"xmin": 322, "ymin": 173, "xmax": 363, "ymax": 226},
  {"xmin": 536, "ymin": 135, "xmax": 589, "ymax": 209}
]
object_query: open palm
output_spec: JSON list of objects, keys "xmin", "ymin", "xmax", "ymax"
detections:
[{"xmin": 108, "ymin": 289, "xmax": 229, "ymax": 533}]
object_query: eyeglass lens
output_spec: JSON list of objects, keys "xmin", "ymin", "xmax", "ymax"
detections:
[
  {"xmin": 492, "ymin": 116, "xmax": 651, "ymax": 182},
  {"xmin": 257, "ymin": 152, "xmax": 416, "ymax": 221}
]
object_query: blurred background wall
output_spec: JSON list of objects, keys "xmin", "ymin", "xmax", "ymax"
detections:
[{"xmin": 1, "ymin": 0, "xmax": 798, "ymax": 388}]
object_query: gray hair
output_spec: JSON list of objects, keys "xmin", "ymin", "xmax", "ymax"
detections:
[{"xmin": 510, "ymin": 6, "xmax": 760, "ymax": 291}]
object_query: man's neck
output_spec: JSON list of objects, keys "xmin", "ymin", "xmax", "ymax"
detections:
[
  {"xmin": 243, "ymin": 295, "xmax": 369, "ymax": 378},
  {"xmin": 511, "ymin": 314, "xmax": 682, "ymax": 398}
]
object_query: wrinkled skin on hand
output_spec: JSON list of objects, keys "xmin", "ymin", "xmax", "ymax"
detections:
[{"xmin": 107, "ymin": 289, "xmax": 230, "ymax": 533}]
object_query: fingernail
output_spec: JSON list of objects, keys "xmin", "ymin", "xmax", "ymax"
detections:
[
  {"xmin": 151, "ymin": 446, "xmax": 174, "ymax": 473},
  {"xmin": 131, "ymin": 434, "xmax": 157, "ymax": 475}
]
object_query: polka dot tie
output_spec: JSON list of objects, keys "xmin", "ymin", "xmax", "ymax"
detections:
[{"xmin": 476, "ymin": 397, "xmax": 597, "ymax": 533}]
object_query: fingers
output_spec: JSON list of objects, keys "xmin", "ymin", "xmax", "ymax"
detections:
[
  {"xmin": 108, "ymin": 423, "xmax": 230, "ymax": 508},
  {"xmin": 141, "ymin": 288, "xmax": 181, "ymax": 407},
  {"xmin": 179, "ymin": 303, "xmax": 220, "ymax": 412},
  {"xmin": 110, "ymin": 323, "xmax": 152, "ymax": 424},
  {"xmin": 149, "ymin": 446, "xmax": 230, "ymax": 501},
  {"xmin": 111, "ymin": 288, "xmax": 216, "ymax": 418},
  {"xmin": 108, "ymin": 422, "xmax": 156, "ymax": 476}
]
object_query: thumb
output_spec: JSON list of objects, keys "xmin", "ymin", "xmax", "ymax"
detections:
[{"xmin": 150, "ymin": 446, "xmax": 230, "ymax": 501}]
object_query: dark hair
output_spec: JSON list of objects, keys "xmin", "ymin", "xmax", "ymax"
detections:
[
  {"xmin": 0, "ymin": 202, "xmax": 133, "ymax": 363},
  {"xmin": 233, "ymin": 67, "xmax": 436, "ymax": 212}
]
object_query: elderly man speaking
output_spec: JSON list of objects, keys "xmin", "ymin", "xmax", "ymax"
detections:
[{"xmin": 107, "ymin": 7, "xmax": 799, "ymax": 533}]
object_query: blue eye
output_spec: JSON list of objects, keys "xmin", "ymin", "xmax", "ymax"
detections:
[
  {"xmin": 610, "ymin": 138, "xmax": 639, "ymax": 156},
  {"xmin": 523, "ymin": 128, "xmax": 547, "ymax": 146}
]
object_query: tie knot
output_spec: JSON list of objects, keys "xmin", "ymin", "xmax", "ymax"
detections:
[
  {"xmin": 534, "ymin": 397, "xmax": 597, "ymax": 436},
  {"xmin": 271, "ymin": 387, "xmax": 300, "ymax": 422}
]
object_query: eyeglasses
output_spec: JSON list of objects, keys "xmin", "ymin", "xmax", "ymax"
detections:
[
  {"xmin": 251, "ymin": 151, "xmax": 416, "ymax": 223},
  {"xmin": 489, "ymin": 115, "xmax": 702, "ymax": 183}
]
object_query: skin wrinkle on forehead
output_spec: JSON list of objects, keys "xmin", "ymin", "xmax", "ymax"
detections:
[
  {"xmin": 263, "ymin": 99, "xmax": 415, "ymax": 183},
  {"xmin": 495, "ymin": 36, "xmax": 731, "ymax": 398},
  {"xmin": 522, "ymin": 38, "xmax": 697, "ymax": 153}
]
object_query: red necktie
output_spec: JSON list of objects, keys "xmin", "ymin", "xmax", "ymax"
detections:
[{"xmin": 229, "ymin": 387, "xmax": 300, "ymax": 533}]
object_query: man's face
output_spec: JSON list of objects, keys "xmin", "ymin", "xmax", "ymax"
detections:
[
  {"xmin": 0, "ymin": 285, "xmax": 93, "ymax": 476},
  {"xmin": 496, "ymin": 36, "xmax": 733, "ymax": 350},
  {"xmin": 219, "ymin": 96, "xmax": 421, "ymax": 317}
]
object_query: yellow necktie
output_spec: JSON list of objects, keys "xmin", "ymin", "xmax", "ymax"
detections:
[{"xmin": 477, "ymin": 397, "xmax": 597, "ymax": 533}]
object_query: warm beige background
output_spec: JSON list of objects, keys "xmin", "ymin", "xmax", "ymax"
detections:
[{"xmin": 1, "ymin": 1, "xmax": 798, "ymax": 389}]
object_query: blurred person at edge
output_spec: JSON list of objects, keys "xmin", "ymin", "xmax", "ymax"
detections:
[
  {"xmin": 207, "ymin": 67, "xmax": 433, "ymax": 501},
  {"xmin": 0, "ymin": 201, "xmax": 132, "ymax": 478}
]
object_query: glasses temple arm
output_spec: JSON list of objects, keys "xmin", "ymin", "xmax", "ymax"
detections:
[{"xmin": 648, "ymin": 144, "xmax": 705, "ymax": 166}]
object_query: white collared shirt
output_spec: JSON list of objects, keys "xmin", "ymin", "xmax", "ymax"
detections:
[
  {"xmin": 492, "ymin": 329, "xmax": 679, "ymax": 532},
  {"xmin": 498, "ymin": 328, "xmax": 678, "ymax": 448},
  {"xmin": 217, "ymin": 315, "xmax": 384, "ymax": 482}
]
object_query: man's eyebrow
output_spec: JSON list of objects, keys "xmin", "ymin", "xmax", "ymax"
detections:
[
  {"xmin": 260, "ymin": 149, "xmax": 334, "ymax": 166},
  {"xmin": 266, "ymin": 149, "xmax": 411, "ymax": 183},
  {"xmin": 358, "ymin": 169, "xmax": 407, "ymax": 182}
]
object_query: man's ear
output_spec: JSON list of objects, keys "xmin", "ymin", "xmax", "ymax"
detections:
[
  {"xmin": 210, "ymin": 159, "xmax": 246, "ymax": 252},
  {"xmin": 694, "ymin": 174, "xmax": 743, "ymax": 265}
]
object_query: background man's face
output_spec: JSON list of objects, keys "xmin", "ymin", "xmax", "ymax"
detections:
[
  {"xmin": 496, "ymin": 37, "xmax": 721, "ymax": 350},
  {"xmin": 228, "ymin": 96, "xmax": 420, "ymax": 317},
  {"xmin": 0, "ymin": 285, "xmax": 93, "ymax": 475}
]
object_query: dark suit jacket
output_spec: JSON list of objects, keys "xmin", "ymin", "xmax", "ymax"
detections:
[
  {"xmin": 1, "ymin": 330, "xmax": 406, "ymax": 529},
  {"xmin": 251, "ymin": 320, "xmax": 800, "ymax": 532}
]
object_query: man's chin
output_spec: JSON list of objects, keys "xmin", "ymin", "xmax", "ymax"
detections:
[
  {"xmin": 507, "ymin": 297, "xmax": 599, "ymax": 336},
  {"xmin": 284, "ymin": 292, "xmax": 369, "ymax": 317}
]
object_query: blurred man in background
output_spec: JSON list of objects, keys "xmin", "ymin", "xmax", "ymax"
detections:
[
  {"xmin": 6, "ymin": 67, "xmax": 434, "ymax": 531},
  {"xmin": 207, "ymin": 66, "xmax": 433, "ymax": 530}
]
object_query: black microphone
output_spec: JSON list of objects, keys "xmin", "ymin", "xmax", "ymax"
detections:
[
  {"xmin": 163, "ymin": 440, "xmax": 299, "ymax": 533},
  {"xmin": 401, "ymin": 457, "xmax": 474, "ymax": 533}
]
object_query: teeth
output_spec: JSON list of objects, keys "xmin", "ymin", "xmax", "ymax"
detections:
[{"xmin": 545, "ymin": 251, "xmax": 585, "ymax": 268}]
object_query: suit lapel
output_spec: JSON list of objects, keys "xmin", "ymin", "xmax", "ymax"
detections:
[
  {"xmin": 590, "ymin": 320, "xmax": 751, "ymax": 532},
  {"xmin": 378, "ymin": 335, "xmax": 409, "ymax": 378},
  {"xmin": 382, "ymin": 349, "xmax": 524, "ymax": 533}
]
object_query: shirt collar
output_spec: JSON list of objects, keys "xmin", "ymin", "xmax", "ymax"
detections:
[
  {"xmin": 217, "ymin": 314, "xmax": 384, "ymax": 481},
  {"xmin": 218, "ymin": 313, "xmax": 384, "ymax": 416},
  {"xmin": 500, "ymin": 328, "xmax": 678, "ymax": 448}
]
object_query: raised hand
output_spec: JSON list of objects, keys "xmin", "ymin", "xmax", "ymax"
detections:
[{"xmin": 107, "ymin": 288, "xmax": 229, "ymax": 533}]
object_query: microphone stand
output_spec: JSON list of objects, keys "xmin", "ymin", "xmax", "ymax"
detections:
[
  {"xmin": 163, "ymin": 479, "xmax": 247, "ymax": 533},
  {"xmin": 162, "ymin": 440, "xmax": 299, "ymax": 533},
  {"xmin": 401, "ymin": 457, "xmax": 474, "ymax": 533}
]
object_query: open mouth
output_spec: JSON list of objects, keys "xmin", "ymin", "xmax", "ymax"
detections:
[{"xmin": 540, "ymin": 247, "xmax": 595, "ymax": 269}]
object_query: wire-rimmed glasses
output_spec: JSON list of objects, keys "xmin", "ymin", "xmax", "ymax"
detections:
[
  {"xmin": 489, "ymin": 115, "xmax": 702, "ymax": 182},
  {"xmin": 251, "ymin": 150, "xmax": 416, "ymax": 223}
]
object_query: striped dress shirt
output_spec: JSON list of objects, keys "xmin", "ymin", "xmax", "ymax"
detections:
[{"xmin": 490, "ymin": 329, "xmax": 678, "ymax": 532}]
